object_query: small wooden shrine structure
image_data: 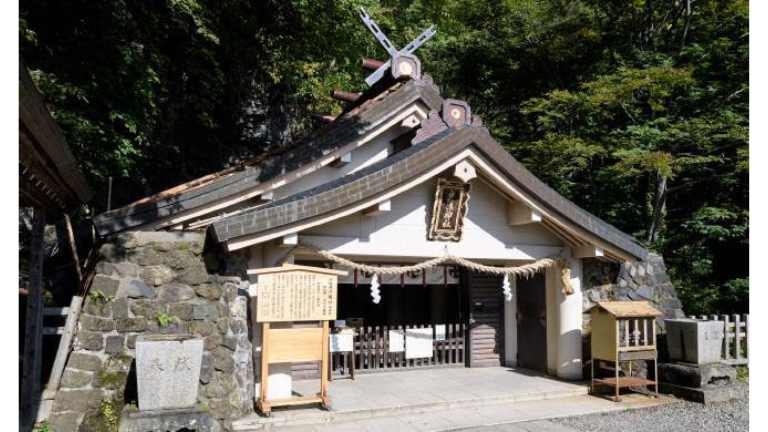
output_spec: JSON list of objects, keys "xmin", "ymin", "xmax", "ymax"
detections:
[
  {"xmin": 249, "ymin": 264, "xmax": 347, "ymax": 415},
  {"xmin": 19, "ymin": 60, "xmax": 93, "ymax": 427},
  {"xmin": 590, "ymin": 301, "xmax": 662, "ymax": 401}
]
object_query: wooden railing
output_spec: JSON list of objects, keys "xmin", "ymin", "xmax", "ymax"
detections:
[
  {"xmin": 688, "ymin": 314, "xmax": 749, "ymax": 365},
  {"xmin": 331, "ymin": 323, "xmax": 466, "ymax": 376}
]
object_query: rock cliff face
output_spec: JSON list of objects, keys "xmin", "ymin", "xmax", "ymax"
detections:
[
  {"xmin": 582, "ymin": 252, "xmax": 685, "ymax": 332},
  {"xmin": 48, "ymin": 231, "xmax": 254, "ymax": 431}
]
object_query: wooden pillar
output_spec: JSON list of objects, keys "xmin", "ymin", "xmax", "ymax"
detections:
[
  {"xmin": 63, "ymin": 213, "xmax": 83, "ymax": 284},
  {"xmin": 21, "ymin": 207, "xmax": 46, "ymax": 424}
]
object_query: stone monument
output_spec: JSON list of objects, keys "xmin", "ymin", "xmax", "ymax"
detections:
[{"xmin": 659, "ymin": 318, "xmax": 737, "ymax": 403}]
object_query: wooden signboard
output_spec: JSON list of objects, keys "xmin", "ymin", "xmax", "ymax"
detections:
[
  {"xmin": 254, "ymin": 270, "xmax": 337, "ymax": 322},
  {"xmin": 248, "ymin": 264, "xmax": 347, "ymax": 416}
]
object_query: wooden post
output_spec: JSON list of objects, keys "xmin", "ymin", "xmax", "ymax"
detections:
[
  {"xmin": 733, "ymin": 314, "xmax": 742, "ymax": 360},
  {"xmin": 321, "ymin": 321, "xmax": 330, "ymax": 407},
  {"xmin": 723, "ymin": 315, "xmax": 731, "ymax": 360},
  {"xmin": 21, "ymin": 208, "xmax": 46, "ymax": 425},
  {"xmin": 258, "ymin": 322, "xmax": 271, "ymax": 415},
  {"xmin": 63, "ymin": 214, "xmax": 83, "ymax": 284}
]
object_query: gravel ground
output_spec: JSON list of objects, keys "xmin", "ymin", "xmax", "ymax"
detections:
[{"xmin": 553, "ymin": 383, "xmax": 749, "ymax": 432}]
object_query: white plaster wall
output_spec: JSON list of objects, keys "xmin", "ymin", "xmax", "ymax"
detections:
[{"xmin": 301, "ymin": 177, "xmax": 563, "ymax": 261}]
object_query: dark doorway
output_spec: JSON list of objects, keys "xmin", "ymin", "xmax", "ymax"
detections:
[
  {"xmin": 516, "ymin": 273, "xmax": 547, "ymax": 371},
  {"xmin": 466, "ymin": 272, "xmax": 504, "ymax": 367}
]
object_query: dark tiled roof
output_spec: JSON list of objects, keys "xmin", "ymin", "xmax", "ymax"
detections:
[
  {"xmin": 93, "ymin": 78, "xmax": 444, "ymax": 236},
  {"xmin": 211, "ymin": 126, "xmax": 649, "ymax": 260}
]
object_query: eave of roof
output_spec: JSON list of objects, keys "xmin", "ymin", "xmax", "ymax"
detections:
[
  {"xmin": 20, "ymin": 61, "xmax": 93, "ymax": 210},
  {"xmin": 93, "ymin": 77, "xmax": 443, "ymax": 236},
  {"xmin": 211, "ymin": 126, "xmax": 649, "ymax": 260}
]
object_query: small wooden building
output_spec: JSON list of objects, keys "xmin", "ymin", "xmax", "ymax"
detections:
[
  {"xmin": 590, "ymin": 301, "xmax": 662, "ymax": 401},
  {"xmin": 19, "ymin": 60, "xmax": 93, "ymax": 427}
]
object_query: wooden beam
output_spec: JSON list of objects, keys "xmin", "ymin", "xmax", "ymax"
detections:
[
  {"xmin": 573, "ymin": 245, "xmax": 604, "ymax": 258},
  {"xmin": 507, "ymin": 201, "xmax": 542, "ymax": 226},
  {"xmin": 21, "ymin": 208, "xmax": 45, "ymax": 426},
  {"xmin": 400, "ymin": 114, "xmax": 421, "ymax": 129},
  {"xmin": 261, "ymin": 192, "xmax": 274, "ymax": 201},
  {"xmin": 363, "ymin": 200, "xmax": 391, "ymax": 216},
  {"xmin": 279, "ymin": 233, "xmax": 299, "ymax": 246},
  {"xmin": 330, "ymin": 152, "xmax": 352, "ymax": 167}
]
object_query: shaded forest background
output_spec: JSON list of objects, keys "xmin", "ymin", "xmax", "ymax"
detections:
[{"xmin": 19, "ymin": 0, "xmax": 748, "ymax": 314}]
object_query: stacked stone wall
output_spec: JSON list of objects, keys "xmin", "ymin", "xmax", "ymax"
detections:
[{"xmin": 48, "ymin": 231, "xmax": 253, "ymax": 431}]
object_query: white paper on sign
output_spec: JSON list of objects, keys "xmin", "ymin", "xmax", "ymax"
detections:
[
  {"xmin": 388, "ymin": 330, "xmax": 405, "ymax": 353},
  {"xmin": 405, "ymin": 328, "xmax": 433, "ymax": 359},
  {"xmin": 435, "ymin": 324, "xmax": 446, "ymax": 341},
  {"xmin": 330, "ymin": 329, "xmax": 354, "ymax": 352}
]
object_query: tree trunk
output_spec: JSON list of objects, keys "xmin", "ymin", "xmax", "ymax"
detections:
[{"xmin": 647, "ymin": 171, "xmax": 668, "ymax": 243}]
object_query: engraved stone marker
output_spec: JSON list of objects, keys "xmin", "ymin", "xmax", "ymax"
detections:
[{"xmin": 136, "ymin": 335, "xmax": 203, "ymax": 411}]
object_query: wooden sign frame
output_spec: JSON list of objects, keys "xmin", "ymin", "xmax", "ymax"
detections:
[{"xmin": 249, "ymin": 264, "xmax": 347, "ymax": 416}]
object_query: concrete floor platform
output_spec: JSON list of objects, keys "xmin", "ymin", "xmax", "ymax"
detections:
[{"xmin": 231, "ymin": 367, "xmax": 604, "ymax": 431}]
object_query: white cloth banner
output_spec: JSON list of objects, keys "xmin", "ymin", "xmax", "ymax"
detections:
[
  {"xmin": 405, "ymin": 328, "xmax": 434, "ymax": 359},
  {"xmin": 388, "ymin": 330, "xmax": 405, "ymax": 353},
  {"xmin": 330, "ymin": 329, "xmax": 354, "ymax": 352}
]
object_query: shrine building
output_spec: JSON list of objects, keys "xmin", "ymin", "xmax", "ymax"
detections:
[{"xmin": 52, "ymin": 13, "xmax": 683, "ymax": 428}]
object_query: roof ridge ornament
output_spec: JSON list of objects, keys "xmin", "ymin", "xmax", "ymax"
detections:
[{"xmin": 358, "ymin": 7, "xmax": 436, "ymax": 86}]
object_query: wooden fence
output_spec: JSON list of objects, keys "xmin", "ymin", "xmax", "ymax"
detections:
[
  {"xmin": 688, "ymin": 314, "xmax": 749, "ymax": 365},
  {"xmin": 331, "ymin": 323, "xmax": 466, "ymax": 376}
]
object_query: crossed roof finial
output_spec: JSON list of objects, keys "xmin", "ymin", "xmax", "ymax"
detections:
[{"xmin": 358, "ymin": 7, "xmax": 436, "ymax": 86}]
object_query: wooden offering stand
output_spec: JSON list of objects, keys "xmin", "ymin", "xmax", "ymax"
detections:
[
  {"xmin": 248, "ymin": 264, "xmax": 347, "ymax": 416},
  {"xmin": 590, "ymin": 301, "xmax": 662, "ymax": 402}
]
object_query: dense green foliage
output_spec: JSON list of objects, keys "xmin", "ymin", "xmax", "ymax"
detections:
[{"xmin": 20, "ymin": 0, "xmax": 747, "ymax": 314}]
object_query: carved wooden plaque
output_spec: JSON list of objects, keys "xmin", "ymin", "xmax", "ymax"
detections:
[
  {"xmin": 250, "ymin": 264, "xmax": 346, "ymax": 322},
  {"xmin": 427, "ymin": 177, "xmax": 471, "ymax": 241}
]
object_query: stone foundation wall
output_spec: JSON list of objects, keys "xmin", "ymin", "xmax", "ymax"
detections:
[
  {"xmin": 582, "ymin": 252, "xmax": 685, "ymax": 332},
  {"xmin": 48, "ymin": 231, "xmax": 254, "ymax": 431}
]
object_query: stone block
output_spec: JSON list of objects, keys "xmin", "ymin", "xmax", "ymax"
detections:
[
  {"xmin": 112, "ymin": 297, "xmax": 130, "ymax": 319},
  {"xmin": 82, "ymin": 300, "xmax": 113, "ymax": 318},
  {"xmin": 195, "ymin": 284, "xmax": 223, "ymax": 300},
  {"xmin": 77, "ymin": 331, "xmax": 104, "ymax": 351},
  {"xmin": 158, "ymin": 283, "xmax": 196, "ymax": 302},
  {"xmin": 127, "ymin": 334, "xmax": 138, "ymax": 349},
  {"xmin": 119, "ymin": 407, "xmax": 222, "ymax": 432},
  {"xmin": 60, "ymin": 368, "xmax": 92, "ymax": 388},
  {"xmin": 113, "ymin": 261, "xmax": 141, "ymax": 277},
  {"xmin": 192, "ymin": 303, "xmax": 219, "ymax": 320},
  {"xmin": 80, "ymin": 314, "xmax": 115, "ymax": 332},
  {"xmin": 178, "ymin": 264, "xmax": 210, "ymax": 286},
  {"xmin": 132, "ymin": 246, "xmax": 163, "ymax": 266},
  {"xmin": 116, "ymin": 318, "xmax": 148, "ymax": 332},
  {"xmin": 118, "ymin": 278, "xmax": 156, "ymax": 299},
  {"xmin": 666, "ymin": 319, "xmax": 724, "ymax": 364},
  {"xmin": 141, "ymin": 265, "xmax": 175, "ymax": 286},
  {"xmin": 68, "ymin": 352, "xmax": 104, "ymax": 371},
  {"xmin": 200, "ymin": 353, "xmax": 213, "ymax": 384},
  {"xmin": 659, "ymin": 362, "xmax": 737, "ymax": 388},
  {"xmin": 130, "ymin": 299, "xmax": 158, "ymax": 318},
  {"xmin": 48, "ymin": 411, "xmax": 84, "ymax": 432},
  {"xmin": 105, "ymin": 335, "xmax": 125, "ymax": 354},
  {"xmin": 91, "ymin": 275, "xmax": 120, "ymax": 297},
  {"xmin": 94, "ymin": 368, "xmax": 129, "ymax": 390},
  {"xmin": 53, "ymin": 389, "xmax": 103, "ymax": 412},
  {"xmin": 660, "ymin": 382, "xmax": 742, "ymax": 404},
  {"xmin": 168, "ymin": 302, "xmax": 195, "ymax": 320},
  {"xmin": 189, "ymin": 320, "xmax": 216, "ymax": 337},
  {"xmin": 212, "ymin": 347, "xmax": 234, "ymax": 373},
  {"xmin": 136, "ymin": 335, "xmax": 204, "ymax": 411},
  {"xmin": 204, "ymin": 334, "xmax": 222, "ymax": 350}
]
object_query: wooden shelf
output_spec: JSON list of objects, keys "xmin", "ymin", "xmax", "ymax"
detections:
[{"xmin": 593, "ymin": 377, "xmax": 656, "ymax": 388}]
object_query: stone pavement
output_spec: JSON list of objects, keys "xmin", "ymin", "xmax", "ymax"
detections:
[
  {"xmin": 235, "ymin": 390, "xmax": 671, "ymax": 431},
  {"xmin": 232, "ymin": 367, "xmax": 589, "ymax": 430}
]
